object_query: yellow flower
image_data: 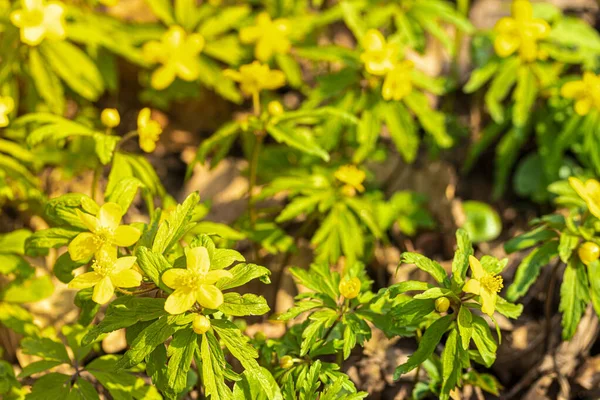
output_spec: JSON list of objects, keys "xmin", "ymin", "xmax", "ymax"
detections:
[
  {"xmin": 569, "ymin": 177, "xmax": 600, "ymax": 219},
  {"xmin": 161, "ymin": 246, "xmax": 233, "ymax": 314},
  {"xmin": 224, "ymin": 61, "xmax": 286, "ymax": 98},
  {"xmin": 339, "ymin": 277, "xmax": 361, "ymax": 299},
  {"xmin": 435, "ymin": 297, "xmax": 450, "ymax": 313},
  {"xmin": 10, "ymin": 0, "xmax": 66, "ymax": 47},
  {"xmin": 240, "ymin": 12, "xmax": 291, "ymax": 62},
  {"xmin": 68, "ymin": 246, "xmax": 141, "ymax": 304},
  {"xmin": 99, "ymin": 0, "xmax": 118, "ymax": 6},
  {"xmin": 561, "ymin": 72, "xmax": 600, "ymax": 116},
  {"xmin": 68, "ymin": 202, "xmax": 141, "ymax": 261},
  {"xmin": 142, "ymin": 26, "xmax": 205, "ymax": 90},
  {"xmin": 360, "ymin": 29, "xmax": 399, "ymax": 76},
  {"xmin": 267, "ymin": 100, "xmax": 284, "ymax": 116},
  {"xmin": 0, "ymin": 97, "xmax": 15, "ymax": 127},
  {"xmin": 493, "ymin": 0, "xmax": 550, "ymax": 62},
  {"xmin": 101, "ymin": 108, "xmax": 120, "ymax": 128},
  {"xmin": 382, "ymin": 60, "xmax": 414, "ymax": 101},
  {"xmin": 463, "ymin": 255, "xmax": 503, "ymax": 316},
  {"xmin": 578, "ymin": 241, "xmax": 600, "ymax": 266},
  {"xmin": 137, "ymin": 107, "xmax": 162, "ymax": 153},
  {"xmin": 334, "ymin": 165, "xmax": 366, "ymax": 196}
]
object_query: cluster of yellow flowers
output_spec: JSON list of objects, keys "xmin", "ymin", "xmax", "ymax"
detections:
[
  {"xmin": 561, "ymin": 72, "xmax": 600, "ymax": 116},
  {"xmin": 10, "ymin": 0, "xmax": 66, "ymax": 46},
  {"xmin": 360, "ymin": 30, "xmax": 414, "ymax": 102},
  {"xmin": 68, "ymin": 202, "xmax": 142, "ymax": 304},
  {"xmin": 98, "ymin": 108, "xmax": 163, "ymax": 153},
  {"xmin": 334, "ymin": 164, "xmax": 366, "ymax": 197},
  {"xmin": 493, "ymin": 0, "xmax": 550, "ymax": 62}
]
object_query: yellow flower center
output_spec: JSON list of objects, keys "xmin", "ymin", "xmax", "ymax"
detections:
[
  {"xmin": 480, "ymin": 274, "xmax": 503, "ymax": 293},
  {"xmin": 95, "ymin": 226, "xmax": 115, "ymax": 243},
  {"xmin": 23, "ymin": 9, "xmax": 44, "ymax": 26},
  {"xmin": 92, "ymin": 258, "xmax": 115, "ymax": 277}
]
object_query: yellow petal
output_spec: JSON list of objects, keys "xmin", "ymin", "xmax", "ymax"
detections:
[
  {"xmin": 263, "ymin": 70, "xmax": 286, "ymax": 90},
  {"xmin": 223, "ymin": 69, "xmax": 242, "ymax": 82},
  {"xmin": 494, "ymin": 35, "xmax": 519, "ymax": 58},
  {"xmin": 568, "ymin": 177, "xmax": 587, "ymax": 199},
  {"xmin": 575, "ymin": 98, "xmax": 592, "ymax": 116},
  {"xmin": 519, "ymin": 37, "xmax": 538, "ymax": 62},
  {"xmin": 112, "ymin": 256, "xmax": 137, "ymax": 274},
  {"xmin": 561, "ymin": 80, "xmax": 586, "ymax": 99},
  {"xmin": 196, "ymin": 284, "xmax": 224, "ymax": 309},
  {"xmin": 463, "ymin": 278, "xmax": 481, "ymax": 295},
  {"xmin": 584, "ymin": 179, "xmax": 600, "ymax": 219},
  {"xmin": 468, "ymin": 255, "xmax": 485, "ymax": 279},
  {"xmin": 22, "ymin": 26, "xmax": 46, "ymax": 46},
  {"xmin": 68, "ymin": 272, "xmax": 102, "ymax": 289},
  {"xmin": 363, "ymin": 29, "xmax": 386, "ymax": 52},
  {"xmin": 529, "ymin": 20, "xmax": 550, "ymax": 38},
  {"xmin": 68, "ymin": 232, "xmax": 100, "ymax": 261},
  {"xmin": 187, "ymin": 247, "xmax": 210, "ymax": 274},
  {"xmin": 10, "ymin": 10, "xmax": 24, "ymax": 28},
  {"xmin": 98, "ymin": 202, "xmax": 123, "ymax": 231},
  {"xmin": 43, "ymin": 3, "xmax": 66, "ymax": 40},
  {"xmin": 165, "ymin": 288, "xmax": 196, "ymax": 314},
  {"xmin": 151, "ymin": 65, "xmax": 176, "ymax": 90},
  {"xmin": 111, "ymin": 269, "xmax": 142, "ymax": 288},
  {"xmin": 25, "ymin": 0, "xmax": 44, "ymax": 10},
  {"xmin": 480, "ymin": 289, "xmax": 497, "ymax": 316},
  {"xmin": 140, "ymin": 136, "xmax": 157, "ymax": 153},
  {"xmin": 92, "ymin": 276, "xmax": 115, "ymax": 304},
  {"xmin": 239, "ymin": 25, "xmax": 261, "ymax": 43},
  {"xmin": 255, "ymin": 39, "xmax": 274, "ymax": 62},
  {"xmin": 165, "ymin": 26, "xmax": 185, "ymax": 48},
  {"xmin": 186, "ymin": 34, "xmax": 205, "ymax": 54},
  {"xmin": 112, "ymin": 225, "xmax": 141, "ymax": 247},
  {"xmin": 494, "ymin": 17, "xmax": 516, "ymax": 35},
  {"xmin": 512, "ymin": 0, "xmax": 533, "ymax": 21},
  {"xmin": 142, "ymin": 41, "xmax": 163, "ymax": 64},
  {"xmin": 77, "ymin": 210, "xmax": 100, "ymax": 232},
  {"xmin": 137, "ymin": 107, "xmax": 151, "ymax": 128},
  {"xmin": 203, "ymin": 269, "xmax": 233, "ymax": 285},
  {"xmin": 175, "ymin": 59, "xmax": 200, "ymax": 82},
  {"xmin": 161, "ymin": 268, "xmax": 189, "ymax": 289}
]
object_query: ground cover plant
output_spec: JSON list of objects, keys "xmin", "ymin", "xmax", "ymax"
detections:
[{"xmin": 1, "ymin": 0, "xmax": 600, "ymax": 398}]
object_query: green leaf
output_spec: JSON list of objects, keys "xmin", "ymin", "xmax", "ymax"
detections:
[
  {"xmin": 218, "ymin": 293, "xmax": 270, "ymax": 316},
  {"xmin": 25, "ymin": 228, "xmax": 81, "ymax": 257},
  {"xmin": 401, "ymin": 252, "xmax": 449, "ymax": 286},
  {"xmin": 588, "ymin": 261, "xmax": 600, "ymax": 319},
  {"xmin": 144, "ymin": 0, "xmax": 175, "ymax": 25},
  {"xmin": 18, "ymin": 360, "xmax": 65, "ymax": 379},
  {"xmin": 558, "ymin": 232, "xmax": 579, "ymax": 264},
  {"xmin": 0, "ymin": 303, "xmax": 40, "ymax": 336},
  {"xmin": 166, "ymin": 328, "xmax": 197, "ymax": 395},
  {"xmin": 512, "ymin": 65, "xmax": 538, "ymax": 127},
  {"xmin": 267, "ymin": 125, "xmax": 329, "ymax": 161},
  {"xmin": 471, "ymin": 315, "xmax": 497, "ymax": 367},
  {"xmin": 275, "ymin": 53, "xmax": 303, "ymax": 88},
  {"xmin": 115, "ymin": 314, "xmax": 193, "ymax": 370},
  {"xmin": 45, "ymin": 193, "xmax": 97, "ymax": 229},
  {"xmin": 463, "ymin": 61, "xmax": 499, "ymax": 93},
  {"xmin": 451, "ymin": 229, "xmax": 473, "ymax": 287},
  {"xmin": 340, "ymin": 0, "xmax": 367, "ymax": 43},
  {"xmin": 29, "ymin": 48, "xmax": 64, "ymax": 114},
  {"xmin": 504, "ymin": 226, "xmax": 557, "ymax": 253},
  {"xmin": 440, "ymin": 328, "xmax": 462, "ymax": 399},
  {"xmin": 106, "ymin": 177, "xmax": 144, "ymax": 213},
  {"xmin": 200, "ymin": 331, "xmax": 234, "ymax": 400},
  {"xmin": 41, "ymin": 41, "xmax": 104, "ymax": 101},
  {"xmin": 461, "ymin": 201, "xmax": 502, "ymax": 243},
  {"xmin": 67, "ymin": 378, "xmax": 99, "ymax": 400},
  {"xmin": 212, "ymin": 319, "xmax": 281, "ymax": 399},
  {"xmin": 135, "ymin": 246, "xmax": 172, "ymax": 292},
  {"xmin": 485, "ymin": 57, "xmax": 519, "ymax": 123},
  {"xmin": 404, "ymin": 91, "xmax": 452, "ymax": 148},
  {"xmin": 560, "ymin": 258, "xmax": 590, "ymax": 340},
  {"xmin": 413, "ymin": 287, "xmax": 457, "ymax": 301},
  {"xmin": 381, "ymin": 101, "xmax": 419, "ymax": 163},
  {"xmin": 153, "ymin": 192, "xmax": 200, "ymax": 254},
  {"xmin": 27, "ymin": 373, "xmax": 71, "ymax": 400},
  {"xmin": 394, "ymin": 315, "xmax": 452, "ymax": 378},
  {"xmin": 495, "ymin": 296, "xmax": 523, "ymax": 319},
  {"xmin": 0, "ymin": 229, "xmax": 32, "ymax": 254},
  {"xmin": 217, "ymin": 263, "xmax": 271, "ymax": 290},
  {"xmin": 506, "ymin": 241, "xmax": 559, "ymax": 301},
  {"xmin": 21, "ymin": 337, "xmax": 70, "ymax": 363},
  {"xmin": 2, "ymin": 275, "xmax": 54, "ymax": 303},
  {"xmin": 82, "ymin": 297, "xmax": 168, "ymax": 345},
  {"xmin": 457, "ymin": 306, "xmax": 473, "ymax": 350}
]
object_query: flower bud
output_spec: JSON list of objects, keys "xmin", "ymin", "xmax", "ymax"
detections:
[
  {"xmin": 192, "ymin": 314, "xmax": 211, "ymax": 334},
  {"xmin": 339, "ymin": 277, "xmax": 361, "ymax": 299},
  {"xmin": 267, "ymin": 101, "xmax": 284, "ymax": 116},
  {"xmin": 101, "ymin": 108, "xmax": 120, "ymax": 128},
  {"xmin": 279, "ymin": 355, "xmax": 294, "ymax": 369},
  {"xmin": 254, "ymin": 331, "xmax": 266, "ymax": 342},
  {"xmin": 578, "ymin": 241, "xmax": 600, "ymax": 265},
  {"xmin": 435, "ymin": 297, "xmax": 450, "ymax": 313}
]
